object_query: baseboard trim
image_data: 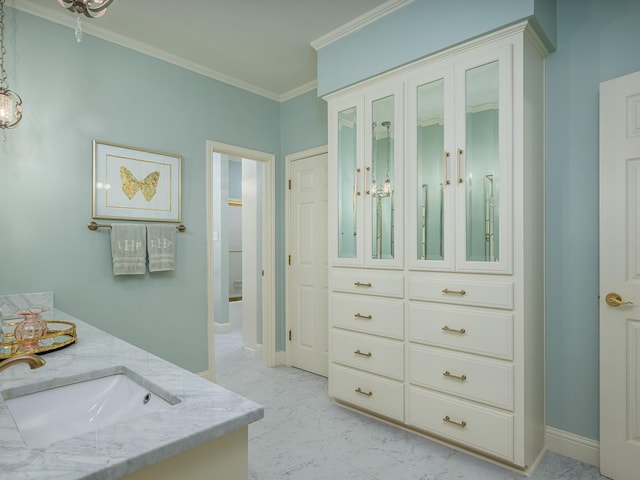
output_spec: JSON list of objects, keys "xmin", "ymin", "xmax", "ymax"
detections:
[
  {"xmin": 214, "ymin": 322, "xmax": 231, "ymax": 333},
  {"xmin": 274, "ymin": 351, "xmax": 287, "ymax": 366},
  {"xmin": 545, "ymin": 426, "xmax": 600, "ymax": 467}
]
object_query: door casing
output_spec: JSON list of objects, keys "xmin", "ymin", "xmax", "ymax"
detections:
[{"xmin": 206, "ymin": 140, "xmax": 276, "ymax": 380}]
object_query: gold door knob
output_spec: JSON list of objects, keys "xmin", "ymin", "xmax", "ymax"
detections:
[{"xmin": 605, "ymin": 293, "xmax": 634, "ymax": 307}]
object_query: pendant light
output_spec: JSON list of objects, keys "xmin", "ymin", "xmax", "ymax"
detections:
[
  {"xmin": 0, "ymin": 0, "xmax": 22, "ymax": 130},
  {"xmin": 57, "ymin": 0, "xmax": 116, "ymax": 42}
]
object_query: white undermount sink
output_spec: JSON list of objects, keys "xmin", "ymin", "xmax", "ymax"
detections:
[{"xmin": 1, "ymin": 366, "xmax": 181, "ymax": 448}]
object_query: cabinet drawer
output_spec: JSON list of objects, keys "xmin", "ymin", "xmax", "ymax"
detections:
[
  {"xmin": 408, "ymin": 386, "xmax": 514, "ymax": 462},
  {"xmin": 332, "ymin": 269, "xmax": 404, "ymax": 298},
  {"xmin": 407, "ymin": 276, "xmax": 513, "ymax": 310},
  {"xmin": 408, "ymin": 302, "xmax": 513, "ymax": 360},
  {"xmin": 330, "ymin": 364, "xmax": 404, "ymax": 422},
  {"xmin": 409, "ymin": 345, "xmax": 513, "ymax": 410},
  {"xmin": 331, "ymin": 329, "xmax": 404, "ymax": 380},
  {"xmin": 331, "ymin": 293, "xmax": 404, "ymax": 339}
]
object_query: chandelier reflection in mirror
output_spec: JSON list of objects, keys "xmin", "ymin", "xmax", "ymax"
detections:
[
  {"xmin": 58, "ymin": 0, "xmax": 115, "ymax": 42},
  {"xmin": 0, "ymin": 0, "xmax": 22, "ymax": 130},
  {"xmin": 371, "ymin": 119, "xmax": 394, "ymax": 259}
]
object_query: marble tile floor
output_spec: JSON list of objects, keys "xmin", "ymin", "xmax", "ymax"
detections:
[{"xmin": 214, "ymin": 329, "xmax": 607, "ymax": 480}]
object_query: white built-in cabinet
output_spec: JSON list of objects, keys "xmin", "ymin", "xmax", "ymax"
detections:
[{"xmin": 327, "ymin": 22, "xmax": 547, "ymax": 470}]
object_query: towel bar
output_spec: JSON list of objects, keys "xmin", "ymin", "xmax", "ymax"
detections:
[{"xmin": 87, "ymin": 221, "xmax": 186, "ymax": 232}]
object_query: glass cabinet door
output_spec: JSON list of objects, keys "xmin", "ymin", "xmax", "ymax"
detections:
[
  {"xmin": 463, "ymin": 60, "xmax": 500, "ymax": 263},
  {"xmin": 415, "ymin": 78, "xmax": 446, "ymax": 262},
  {"xmin": 370, "ymin": 95, "xmax": 396, "ymax": 261},
  {"xmin": 407, "ymin": 68, "xmax": 454, "ymax": 271},
  {"xmin": 337, "ymin": 106, "xmax": 359, "ymax": 260},
  {"xmin": 456, "ymin": 50, "xmax": 511, "ymax": 274}
]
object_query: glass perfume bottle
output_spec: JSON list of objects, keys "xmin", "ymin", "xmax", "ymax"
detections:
[{"xmin": 14, "ymin": 306, "xmax": 48, "ymax": 353}]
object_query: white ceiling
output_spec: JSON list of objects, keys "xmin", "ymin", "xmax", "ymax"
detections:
[{"xmin": 9, "ymin": 0, "xmax": 405, "ymax": 101}]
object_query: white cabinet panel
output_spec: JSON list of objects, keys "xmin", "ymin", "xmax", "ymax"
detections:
[
  {"xmin": 409, "ymin": 344, "xmax": 514, "ymax": 410},
  {"xmin": 330, "ymin": 364, "xmax": 404, "ymax": 422},
  {"xmin": 408, "ymin": 386, "xmax": 514, "ymax": 462},
  {"xmin": 408, "ymin": 302, "xmax": 513, "ymax": 360},
  {"xmin": 331, "ymin": 328, "xmax": 404, "ymax": 380},
  {"xmin": 331, "ymin": 293, "xmax": 404, "ymax": 339},
  {"xmin": 407, "ymin": 275, "xmax": 513, "ymax": 310},
  {"xmin": 332, "ymin": 268, "xmax": 404, "ymax": 298}
]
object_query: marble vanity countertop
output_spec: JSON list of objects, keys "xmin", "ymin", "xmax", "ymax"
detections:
[{"xmin": 0, "ymin": 310, "xmax": 264, "ymax": 480}]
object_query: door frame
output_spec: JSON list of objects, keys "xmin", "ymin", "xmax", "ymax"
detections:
[
  {"xmin": 206, "ymin": 140, "xmax": 276, "ymax": 380},
  {"xmin": 285, "ymin": 145, "xmax": 328, "ymax": 366}
]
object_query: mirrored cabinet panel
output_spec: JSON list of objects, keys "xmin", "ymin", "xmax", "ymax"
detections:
[
  {"xmin": 337, "ymin": 106, "xmax": 358, "ymax": 260},
  {"xmin": 329, "ymin": 85, "xmax": 403, "ymax": 268},
  {"xmin": 415, "ymin": 79, "xmax": 446, "ymax": 262},
  {"xmin": 407, "ymin": 51, "xmax": 509, "ymax": 273},
  {"xmin": 370, "ymin": 95, "xmax": 396, "ymax": 261},
  {"xmin": 464, "ymin": 61, "xmax": 500, "ymax": 263}
]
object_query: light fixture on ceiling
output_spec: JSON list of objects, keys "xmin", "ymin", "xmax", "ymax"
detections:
[
  {"xmin": 0, "ymin": 0, "xmax": 22, "ymax": 130},
  {"xmin": 58, "ymin": 0, "xmax": 115, "ymax": 42},
  {"xmin": 58, "ymin": 0, "xmax": 115, "ymax": 18}
]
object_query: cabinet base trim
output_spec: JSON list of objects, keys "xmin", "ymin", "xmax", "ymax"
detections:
[
  {"xmin": 331, "ymin": 397, "xmax": 540, "ymax": 474},
  {"xmin": 545, "ymin": 426, "xmax": 599, "ymax": 467}
]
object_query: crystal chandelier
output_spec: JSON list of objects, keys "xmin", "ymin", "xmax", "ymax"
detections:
[
  {"xmin": 0, "ymin": 0, "xmax": 22, "ymax": 130},
  {"xmin": 58, "ymin": 0, "xmax": 115, "ymax": 42}
]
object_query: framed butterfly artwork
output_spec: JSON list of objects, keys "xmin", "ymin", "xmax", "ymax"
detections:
[{"xmin": 92, "ymin": 140, "xmax": 182, "ymax": 222}]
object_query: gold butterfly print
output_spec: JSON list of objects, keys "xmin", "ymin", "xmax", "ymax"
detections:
[{"xmin": 120, "ymin": 166, "xmax": 160, "ymax": 201}]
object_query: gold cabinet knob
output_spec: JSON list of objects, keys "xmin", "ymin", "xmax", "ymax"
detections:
[{"xmin": 605, "ymin": 292, "xmax": 633, "ymax": 307}]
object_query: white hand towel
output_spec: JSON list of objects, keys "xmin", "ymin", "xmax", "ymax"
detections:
[
  {"xmin": 110, "ymin": 224, "xmax": 147, "ymax": 275},
  {"xmin": 147, "ymin": 224, "xmax": 177, "ymax": 272}
]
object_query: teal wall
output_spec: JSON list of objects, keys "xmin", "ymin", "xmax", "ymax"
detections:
[
  {"xmin": 281, "ymin": 90, "xmax": 328, "ymax": 156},
  {"xmin": 316, "ymin": 0, "xmax": 640, "ymax": 442},
  {"xmin": 0, "ymin": 10, "xmax": 281, "ymax": 372},
  {"xmin": 317, "ymin": 0, "xmax": 557, "ymax": 96},
  {"xmin": 545, "ymin": 0, "xmax": 640, "ymax": 440}
]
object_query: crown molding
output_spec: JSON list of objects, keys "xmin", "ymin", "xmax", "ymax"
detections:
[
  {"xmin": 311, "ymin": 0, "xmax": 414, "ymax": 51},
  {"xmin": 8, "ymin": 0, "xmax": 398, "ymax": 102},
  {"xmin": 7, "ymin": 0, "xmax": 284, "ymax": 101},
  {"xmin": 279, "ymin": 80, "xmax": 317, "ymax": 102}
]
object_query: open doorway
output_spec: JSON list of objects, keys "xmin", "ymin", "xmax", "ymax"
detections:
[{"xmin": 206, "ymin": 141, "xmax": 276, "ymax": 381}]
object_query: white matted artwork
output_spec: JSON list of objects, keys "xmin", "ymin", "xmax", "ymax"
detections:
[{"xmin": 93, "ymin": 140, "xmax": 182, "ymax": 222}]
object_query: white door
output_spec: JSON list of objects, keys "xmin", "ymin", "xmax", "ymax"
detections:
[
  {"xmin": 600, "ymin": 70, "xmax": 640, "ymax": 479},
  {"xmin": 288, "ymin": 152, "xmax": 328, "ymax": 376}
]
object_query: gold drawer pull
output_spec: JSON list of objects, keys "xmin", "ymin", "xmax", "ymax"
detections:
[
  {"xmin": 442, "ymin": 325, "xmax": 466, "ymax": 334},
  {"xmin": 355, "ymin": 387, "xmax": 373, "ymax": 397},
  {"xmin": 354, "ymin": 313, "xmax": 373, "ymax": 320},
  {"xmin": 443, "ymin": 415, "xmax": 467, "ymax": 428},
  {"xmin": 443, "ymin": 370, "xmax": 467, "ymax": 381},
  {"xmin": 442, "ymin": 288, "xmax": 466, "ymax": 296},
  {"xmin": 354, "ymin": 281, "xmax": 372, "ymax": 287},
  {"xmin": 354, "ymin": 349, "xmax": 372, "ymax": 357}
]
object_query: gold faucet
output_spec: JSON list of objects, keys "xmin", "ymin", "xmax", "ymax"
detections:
[{"xmin": 0, "ymin": 354, "xmax": 46, "ymax": 372}]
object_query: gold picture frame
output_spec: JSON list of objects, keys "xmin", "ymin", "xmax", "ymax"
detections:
[{"xmin": 92, "ymin": 140, "xmax": 182, "ymax": 222}]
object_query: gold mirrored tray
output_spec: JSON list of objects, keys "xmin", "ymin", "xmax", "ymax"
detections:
[{"xmin": 0, "ymin": 320, "xmax": 77, "ymax": 359}]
